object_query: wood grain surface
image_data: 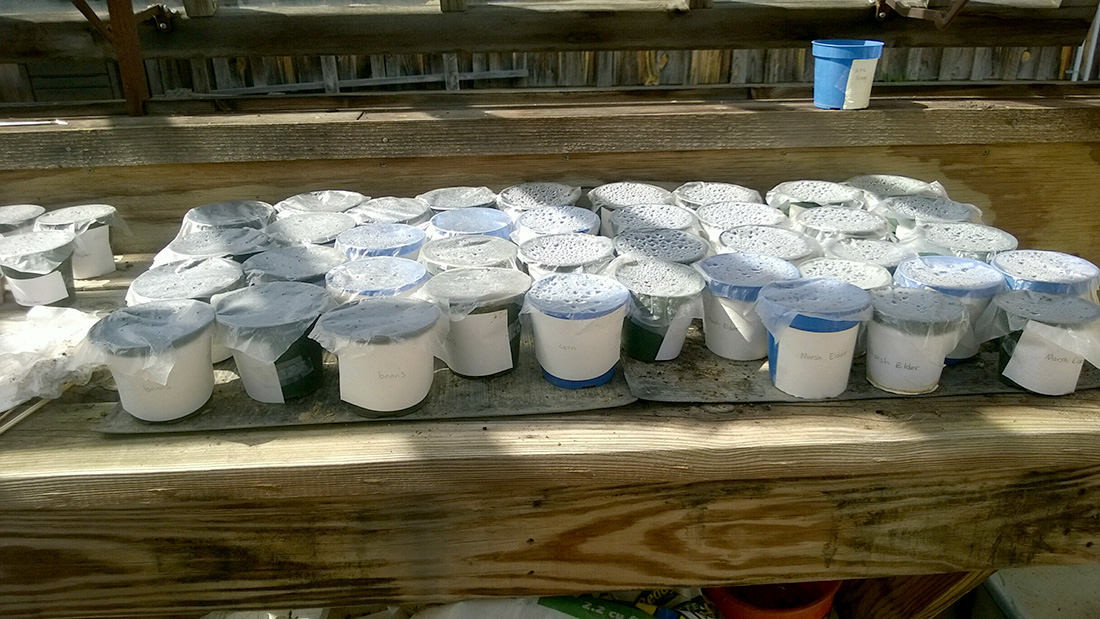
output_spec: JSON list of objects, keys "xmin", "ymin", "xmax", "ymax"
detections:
[
  {"xmin": 3, "ymin": 390, "xmax": 1100, "ymax": 616},
  {"xmin": 835, "ymin": 571, "xmax": 994, "ymax": 619}
]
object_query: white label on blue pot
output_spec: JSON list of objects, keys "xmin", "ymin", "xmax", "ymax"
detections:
[
  {"xmin": 1002, "ymin": 322, "xmax": 1085, "ymax": 396},
  {"xmin": 844, "ymin": 58, "xmax": 879, "ymax": 110},
  {"xmin": 8, "ymin": 270, "xmax": 68, "ymax": 306},
  {"xmin": 445, "ymin": 309, "xmax": 513, "ymax": 376},
  {"xmin": 234, "ymin": 352, "xmax": 286, "ymax": 404},
  {"xmin": 774, "ymin": 326, "xmax": 859, "ymax": 399}
]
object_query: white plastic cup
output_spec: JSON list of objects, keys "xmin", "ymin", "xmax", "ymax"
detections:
[
  {"xmin": 999, "ymin": 325, "xmax": 1085, "ymax": 396},
  {"xmin": 696, "ymin": 253, "xmax": 802, "ymax": 360},
  {"xmin": 588, "ymin": 182, "xmax": 674, "ymax": 237},
  {"xmin": 525, "ymin": 273, "xmax": 630, "ymax": 388},
  {"xmin": 107, "ymin": 328, "xmax": 214, "ymax": 421},
  {"xmin": 69, "ymin": 223, "xmax": 115, "ymax": 279},
  {"xmin": 769, "ymin": 316, "xmax": 861, "ymax": 399},
  {"xmin": 337, "ymin": 332, "xmax": 436, "ymax": 412},
  {"xmin": 866, "ymin": 321, "xmax": 959, "ymax": 394}
]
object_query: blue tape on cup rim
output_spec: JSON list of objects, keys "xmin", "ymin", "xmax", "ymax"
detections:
[{"xmin": 990, "ymin": 250, "xmax": 1100, "ymax": 298}]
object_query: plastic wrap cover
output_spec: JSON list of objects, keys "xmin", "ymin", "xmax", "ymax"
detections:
[
  {"xmin": 418, "ymin": 186, "xmax": 498, "ymax": 211},
  {"xmin": 160, "ymin": 227, "xmax": 271, "ymax": 265},
  {"xmin": 496, "ymin": 183, "xmax": 580, "ymax": 211},
  {"xmin": 755, "ymin": 278, "xmax": 873, "ymax": 340},
  {"xmin": 0, "ymin": 204, "xmax": 45, "ymax": 229},
  {"xmin": 991, "ymin": 250, "xmax": 1100, "ymax": 298},
  {"xmin": 765, "ymin": 180, "xmax": 866, "ymax": 213},
  {"xmin": 610, "ymin": 203, "xmax": 697, "ymax": 236},
  {"xmin": 974, "ymin": 290, "xmax": 1100, "ymax": 367},
  {"xmin": 798, "ymin": 258, "xmax": 893, "ymax": 290},
  {"xmin": 523, "ymin": 272, "xmax": 630, "ymax": 320},
  {"xmin": 613, "ymin": 228, "xmax": 708, "ymax": 265},
  {"xmin": 696, "ymin": 201, "xmax": 789, "ymax": 231},
  {"xmin": 420, "ymin": 235, "xmax": 519, "ymax": 273},
  {"xmin": 420, "ymin": 267, "xmax": 532, "ymax": 319},
  {"xmin": 326, "ymin": 256, "xmax": 429, "ymax": 302},
  {"xmin": 34, "ymin": 203, "xmax": 126, "ymax": 236},
  {"xmin": 310, "ymin": 297, "xmax": 441, "ymax": 352},
  {"xmin": 126, "ymin": 258, "xmax": 244, "ymax": 305},
  {"xmin": 906, "ymin": 222, "xmax": 1018, "ymax": 260},
  {"xmin": 428, "ymin": 207, "xmax": 512, "ymax": 239},
  {"xmin": 673, "ymin": 181, "xmax": 764, "ymax": 208},
  {"xmin": 894, "ymin": 255, "xmax": 1008, "ymax": 299},
  {"xmin": 85, "ymin": 299, "xmax": 215, "ymax": 384},
  {"xmin": 871, "ymin": 286, "xmax": 969, "ymax": 339},
  {"xmin": 795, "ymin": 206, "xmax": 891, "ymax": 241},
  {"xmin": 335, "ymin": 224, "xmax": 426, "ymax": 259},
  {"xmin": 346, "ymin": 196, "xmax": 432, "ymax": 226},
  {"xmin": 274, "ymin": 190, "xmax": 367, "ymax": 214},
  {"xmin": 212, "ymin": 282, "xmax": 334, "ymax": 363},
  {"xmin": 265, "ymin": 212, "xmax": 357, "ymax": 246},
  {"xmin": 518, "ymin": 233, "xmax": 615, "ymax": 272},
  {"xmin": 516, "ymin": 206, "xmax": 600, "ymax": 237},
  {"xmin": 695, "ymin": 252, "xmax": 800, "ymax": 301},
  {"xmin": 0, "ymin": 230, "xmax": 75, "ymax": 274},
  {"xmin": 242, "ymin": 245, "xmax": 347, "ymax": 284},
  {"xmin": 180, "ymin": 200, "xmax": 275, "ymax": 234},
  {"xmin": 587, "ymin": 182, "xmax": 672, "ymax": 209},
  {"xmin": 717, "ymin": 225, "xmax": 823, "ymax": 264},
  {"xmin": 822, "ymin": 238, "xmax": 917, "ymax": 271}
]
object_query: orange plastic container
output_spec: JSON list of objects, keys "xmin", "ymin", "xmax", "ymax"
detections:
[{"xmin": 703, "ymin": 581, "xmax": 843, "ymax": 619}]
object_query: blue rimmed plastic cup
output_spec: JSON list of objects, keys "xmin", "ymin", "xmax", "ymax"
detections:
[
  {"xmin": 990, "ymin": 250, "xmax": 1100, "ymax": 303},
  {"xmin": 524, "ymin": 273, "xmax": 630, "ymax": 389},
  {"xmin": 893, "ymin": 255, "xmax": 1008, "ymax": 363},
  {"xmin": 812, "ymin": 39, "xmax": 885, "ymax": 110},
  {"xmin": 756, "ymin": 279, "xmax": 873, "ymax": 399},
  {"xmin": 696, "ymin": 253, "xmax": 801, "ymax": 361}
]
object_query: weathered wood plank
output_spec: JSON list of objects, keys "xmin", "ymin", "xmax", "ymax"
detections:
[
  {"xmin": 835, "ymin": 571, "xmax": 995, "ymax": 619},
  {"xmin": 0, "ymin": 63, "xmax": 33, "ymax": 102},
  {"xmin": 1, "ymin": 99, "xmax": 1097, "ymax": 171},
  {"xmin": 0, "ymin": 4, "xmax": 1095, "ymax": 62},
  {"xmin": 2, "ymin": 391, "xmax": 1100, "ymax": 617}
]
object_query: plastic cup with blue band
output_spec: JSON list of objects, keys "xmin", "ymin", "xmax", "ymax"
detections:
[
  {"xmin": 990, "ymin": 250, "xmax": 1100, "ymax": 302},
  {"xmin": 866, "ymin": 287, "xmax": 968, "ymax": 395},
  {"xmin": 755, "ymin": 278, "xmax": 873, "ymax": 399},
  {"xmin": 695, "ymin": 253, "xmax": 801, "ymax": 361},
  {"xmin": 893, "ymin": 255, "xmax": 1008, "ymax": 362},
  {"xmin": 523, "ymin": 273, "xmax": 630, "ymax": 389},
  {"xmin": 428, "ymin": 207, "xmax": 512, "ymax": 241}
]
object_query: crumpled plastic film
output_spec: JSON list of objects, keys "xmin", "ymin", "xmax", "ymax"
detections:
[
  {"xmin": 126, "ymin": 257, "xmax": 245, "ymax": 305},
  {"xmin": 794, "ymin": 206, "xmax": 891, "ymax": 242},
  {"xmin": 427, "ymin": 207, "xmax": 513, "ymax": 240},
  {"xmin": 242, "ymin": 244, "xmax": 347, "ymax": 285},
  {"xmin": 872, "ymin": 195, "xmax": 982, "ymax": 236},
  {"xmin": 608, "ymin": 256, "xmax": 705, "ymax": 344},
  {"xmin": 587, "ymin": 182, "xmax": 672, "ymax": 210},
  {"xmin": 179, "ymin": 200, "xmax": 275, "ymax": 236},
  {"xmin": 0, "ymin": 306, "xmax": 102, "ymax": 411},
  {"xmin": 514, "ymin": 206, "xmax": 600, "ymax": 242},
  {"xmin": 417, "ymin": 266, "xmax": 532, "ymax": 322},
  {"xmin": 754, "ymin": 278, "xmax": 873, "ymax": 341},
  {"xmin": 34, "ymin": 203, "xmax": 130, "ymax": 237},
  {"xmin": 765, "ymin": 180, "xmax": 866, "ymax": 214},
  {"xmin": 870, "ymin": 286, "xmax": 969, "ymax": 351},
  {"xmin": 83, "ymin": 299, "xmax": 216, "ymax": 385},
  {"xmin": 274, "ymin": 190, "xmax": 367, "ymax": 215},
  {"xmin": 0, "ymin": 230, "xmax": 76, "ymax": 274},
  {"xmin": 518, "ymin": 233, "xmax": 615, "ymax": 276},
  {"xmin": 0, "ymin": 204, "xmax": 45, "ymax": 234},
  {"xmin": 695, "ymin": 201, "xmax": 790, "ymax": 235},
  {"xmin": 973, "ymin": 290, "xmax": 1100, "ymax": 367},
  {"xmin": 894, "ymin": 255, "xmax": 1008, "ymax": 299},
  {"xmin": 419, "ymin": 235, "xmax": 519, "ymax": 274},
  {"xmin": 822, "ymin": 238, "xmax": 917, "ymax": 272},
  {"xmin": 309, "ymin": 297, "xmax": 443, "ymax": 355},
  {"xmin": 325, "ymin": 256, "xmax": 430, "ymax": 303},
  {"xmin": 419, "ymin": 186, "xmax": 499, "ymax": 211},
  {"xmin": 672, "ymin": 181, "xmax": 764, "ymax": 209},
  {"xmin": 212, "ymin": 282, "xmax": 334, "ymax": 363},
  {"xmin": 695, "ymin": 252, "xmax": 801, "ymax": 302}
]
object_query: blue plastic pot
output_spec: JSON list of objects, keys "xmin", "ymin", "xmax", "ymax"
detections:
[{"xmin": 812, "ymin": 39, "xmax": 885, "ymax": 110}]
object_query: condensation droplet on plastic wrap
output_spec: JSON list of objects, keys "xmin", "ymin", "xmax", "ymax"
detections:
[
  {"xmin": 420, "ymin": 235, "xmax": 519, "ymax": 273},
  {"xmin": 766, "ymin": 180, "xmax": 865, "ymax": 210},
  {"xmin": 610, "ymin": 257, "xmax": 705, "ymax": 298},
  {"xmin": 274, "ymin": 190, "xmax": 367, "ymax": 214},
  {"xmin": 497, "ymin": 182, "xmax": 581, "ymax": 211},
  {"xmin": 796, "ymin": 206, "xmax": 891, "ymax": 240},
  {"xmin": 265, "ymin": 213, "xmax": 357, "ymax": 246},
  {"xmin": 519, "ymin": 233, "xmax": 615, "ymax": 270},
  {"xmin": 894, "ymin": 255, "xmax": 1007, "ymax": 298},
  {"xmin": 696, "ymin": 201, "xmax": 788, "ymax": 231},
  {"xmin": 525, "ymin": 272, "xmax": 630, "ymax": 320},
  {"xmin": 822, "ymin": 238, "xmax": 917, "ymax": 270},
  {"xmin": 517, "ymin": 206, "xmax": 599, "ymax": 236},
  {"xmin": 588, "ymin": 182, "xmax": 673, "ymax": 209}
]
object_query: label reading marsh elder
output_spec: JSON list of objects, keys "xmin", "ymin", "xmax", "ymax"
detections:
[
  {"xmin": 7, "ymin": 270, "xmax": 68, "ymax": 306},
  {"xmin": 843, "ymin": 58, "xmax": 879, "ymax": 110},
  {"xmin": 774, "ymin": 325, "xmax": 860, "ymax": 398},
  {"xmin": 1003, "ymin": 322, "xmax": 1085, "ymax": 396}
]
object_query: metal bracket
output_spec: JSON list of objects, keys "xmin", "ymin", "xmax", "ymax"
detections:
[
  {"xmin": 874, "ymin": 0, "xmax": 972, "ymax": 29},
  {"xmin": 69, "ymin": 1, "xmax": 176, "ymax": 41}
]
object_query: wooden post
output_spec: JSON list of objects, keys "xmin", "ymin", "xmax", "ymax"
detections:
[{"xmin": 105, "ymin": 0, "xmax": 149, "ymax": 116}]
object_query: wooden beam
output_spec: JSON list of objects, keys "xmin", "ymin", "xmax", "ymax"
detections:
[
  {"xmin": 0, "ymin": 3, "xmax": 1094, "ymax": 62},
  {"xmin": 3, "ymin": 390, "xmax": 1100, "ymax": 617},
  {"xmin": 0, "ymin": 98, "xmax": 1097, "ymax": 171},
  {"xmin": 105, "ymin": 0, "xmax": 148, "ymax": 115},
  {"xmin": 835, "ymin": 571, "xmax": 994, "ymax": 619}
]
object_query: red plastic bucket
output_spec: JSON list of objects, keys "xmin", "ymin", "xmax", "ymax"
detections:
[{"xmin": 703, "ymin": 581, "xmax": 843, "ymax": 619}]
